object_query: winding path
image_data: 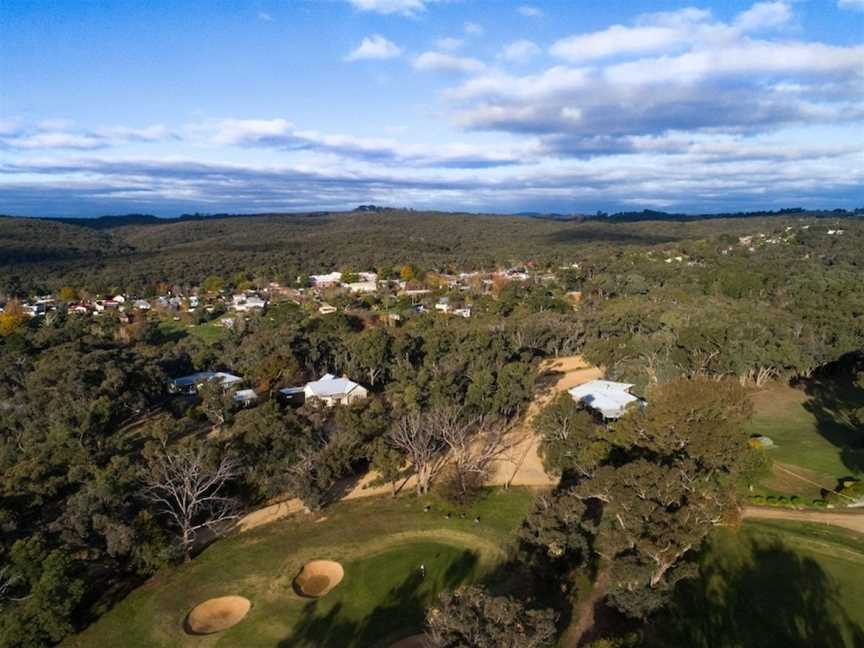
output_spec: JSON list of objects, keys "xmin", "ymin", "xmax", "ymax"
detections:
[{"xmin": 741, "ymin": 505, "xmax": 864, "ymax": 535}]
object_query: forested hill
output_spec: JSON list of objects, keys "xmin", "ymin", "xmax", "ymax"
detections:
[{"xmin": 1, "ymin": 209, "xmax": 861, "ymax": 295}]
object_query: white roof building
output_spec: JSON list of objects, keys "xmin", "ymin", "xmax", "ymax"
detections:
[
  {"xmin": 233, "ymin": 389, "xmax": 258, "ymax": 405},
  {"xmin": 345, "ymin": 280, "xmax": 377, "ymax": 293},
  {"xmin": 231, "ymin": 295, "xmax": 266, "ymax": 312},
  {"xmin": 304, "ymin": 373, "xmax": 368, "ymax": 406},
  {"xmin": 169, "ymin": 371, "xmax": 243, "ymax": 393},
  {"xmin": 568, "ymin": 380, "xmax": 640, "ymax": 420},
  {"xmin": 310, "ymin": 272, "xmax": 343, "ymax": 287}
]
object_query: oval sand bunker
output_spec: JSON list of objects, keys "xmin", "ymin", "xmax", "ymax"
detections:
[
  {"xmin": 185, "ymin": 596, "xmax": 251, "ymax": 635},
  {"xmin": 293, "ymin": 560, "xmax": 344, "ymax": 598}
]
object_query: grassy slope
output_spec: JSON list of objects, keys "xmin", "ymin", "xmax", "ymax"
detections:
[
  {"xmin": 746, "ymin": 381, "xmax": 863, "ymax": 498},
  {"xmin": 65, "ymin": 488, "xmax": 535, "ymax": 648},
  {"xmin": 658, "ymin": 520, "xmax": 864, "ymax": 648}
]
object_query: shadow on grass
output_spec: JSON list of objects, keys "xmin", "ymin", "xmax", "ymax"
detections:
[
  {"xmin": 652, "ymin": 533, "xmax": 864, "ymax": 648},
  {"xmin": 801, "ymin": 358, "xmax": 864, "ymax": 476},
  {"xmin": 278, "ymin": 550, "xmax": 478, "ymax": 648}
]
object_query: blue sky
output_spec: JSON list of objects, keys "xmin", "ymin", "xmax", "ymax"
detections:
[{"xmin": 1, "ymin": 0, "xmax": 862, "ymax": 216}]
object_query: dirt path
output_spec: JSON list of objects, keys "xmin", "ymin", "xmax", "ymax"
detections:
[
  {"xmin": 487, "ymin": 355, "xmax": 602, "ymax": 488},
  {"xmin": 559, "ymin": 571, "xmax": 610, "ymax": 648},
  {"xmin": 742, "ymin": 505, "xmax": 864, "ymax": 535}
]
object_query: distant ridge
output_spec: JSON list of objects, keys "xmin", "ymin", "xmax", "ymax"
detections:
[{"xmin": 2, "ymin": 205, "xmax": 861, "ymax": 229}]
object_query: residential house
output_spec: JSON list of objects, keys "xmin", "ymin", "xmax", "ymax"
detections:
[
  {"xmin": 168, "ymin": 371, "xmax": 243, "ymax": 395},
  {"xmin": 278, "ymin": 386, "xmax": 305, "ymax": 406},
  {"xmin": 69, "ymin": 303, "xmax": 90, "ymax": 315},
  {"xmin": 568, "ymin": 380, "xmax": 641, "ymax": 420},
  {"xmin": 309, "ymin": 271, "xmax": 343, "ymax": 288},
  {"xmin": 233, "ymin": 389, "xmax": 258, "ymax": 407},
  {"xmin": 345, "ymin": 278, "xmax": 378, "ymax": 294},
  {"xmin": 303, "ymin": 373, "xmax": 368, "ymax": 406},
  {"xmin": 231, "ymin": 294, "xmax": 267, "ymax": 312}
]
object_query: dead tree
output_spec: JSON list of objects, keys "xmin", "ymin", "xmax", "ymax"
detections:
[
  {"xmin": 387, "ymin": 411, "xmax": 448, "ymax": 496},
  {"xmin": 143, "ymin": 445, "xmax": 241, "ymax": 561},
  {"xmin": 440, "ymin": 414, "xmax": 511, "ymax": 501}
]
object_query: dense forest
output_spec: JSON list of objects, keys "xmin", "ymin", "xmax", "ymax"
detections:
[{"xmin": 0, "ymin": 210, "xmax": 862, "ymax": 647}]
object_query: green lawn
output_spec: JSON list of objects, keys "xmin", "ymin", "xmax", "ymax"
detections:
[
  {"xmin": 746, "ymin": 380, "xmax": 864, "ymax": 498},
  {"xmin": 157, "ymin": 318, "xmax": 230, "ymax": 345},
  {"xmin": 656, "ymin": 520, "xmax": 864, "ymax": 648},
  {"xmin": 65, "ymin": 488, "xmax": 536, "ymax": 648}
]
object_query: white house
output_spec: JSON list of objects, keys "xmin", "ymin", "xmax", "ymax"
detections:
[
  {"xmin": 231, "ymin": 294, "xmax": 266, "ymax": 312},
  {"xmin": 168, "ymin": 371, "xmax": 243, "ymax": 395},
  {"xmin": 453, "ymin": 307, "xmax": 472, "ymax": 318},
  {"xmin": 304, "ymin": 373, "xmax": 368, "ymax": 406},
  {"xmin": 133, "ymin": 299, "xmax": 152, "ymax": 310},
  {"xmin": 310, "ymin": 272, "xmax": 343, "ymax": 287},
  {"xmin": 233, "ymin": 389, "xmax": 258, "ymax": 406},
  {"xmin": 345, "ymin": 280, "xmax": 377, "ymax": 294},
  {"xmin": 568, "ymin": 380, "xmax": 641, "ymax": 420}
]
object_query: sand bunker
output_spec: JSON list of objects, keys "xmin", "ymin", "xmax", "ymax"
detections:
[
  {"xmin": 185, "ymin": 595, "xmax": 251, "ymax": 635},
  {"xmin": 293, "ymin": 560, "xmax": 344, "ymax": 598}
]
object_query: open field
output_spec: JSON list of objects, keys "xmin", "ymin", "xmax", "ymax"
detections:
[
  {"xmin": 655, "ymin": 519, "xmax": 864, "ymax": 647},
  {"xmin": 158, "ymin": 319, "xmax": 231, "ymax": 345},
  {"xmin": 64, "ymin": 488, "xmax": 535, "ymax": 648},
  {"xmin": 746, "ymin": 380, "xmax": 864, "ymax": 498}
]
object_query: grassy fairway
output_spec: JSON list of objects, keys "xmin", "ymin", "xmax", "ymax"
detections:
[
  {"xmin": 65, "ymin": 488, "xmax": 536, "ymax": 648},
  {"xmin": 657, "ymin": 520, "xmax": 864, "ymax": 647},
  {"xmin": 746, "ymin": 380, "xmax": 864, "ymax": 497}
]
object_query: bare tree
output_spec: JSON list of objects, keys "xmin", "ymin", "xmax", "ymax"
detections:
[
  {"xmin": 387, "ymin": 411, "xmax": 448, "ymax": 496},
  {"xmin": 439, "ymin": 413, "xmax": 512, "ymax": 501},
  {"xmin": 143, "ymin": 445, "xmax": 241, "ymax": 561}
]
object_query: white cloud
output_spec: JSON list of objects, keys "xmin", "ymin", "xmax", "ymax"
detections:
[
  {"xmin": 346, "ymin": 0, "xmax": 429, "ymax": 16},
  {"xmin": 413, "ymin": 51, "xmax": 486, "ymax": 73},
  {"xmin": 552, "ymin": 24, "xmax": 680, "ymax": 62},
  {"xmin": 838, "ymin": 0, "xmax": 864, "ymax": 10},
  {"xmin": 257, "ymin": 11, "xmax": 273, "ymax": 22},
  {"xmin": 500, "ymin": 40, "xmax": 541, "ymax": 63},
  {"xmin": 194, "ymin": 117, "xmax": 535, "ymax": 168},
  {"xmin": 435, "ymin": 37, "xmax": 464, "ymax": 51},
  {"xmin": 0, "ymin": 121, "xmax": 173, "ymax": 150},
  {"xmin": 604, "ymin": 41, "xmax": 864, "ymax": 85},
  {"xmin": 345, "ymin": 35, "xmax": 403, "ymax": 61},
  {"xmin": 734, "ymin": 1, "xmax": 791, "ymax": 31},
  {"xmin": 446, "ymin": 1, "xmax": 863, "ymax": 150},
  {"xmin": 448, "ymin": 66, "xmax": 591, "ymax": 102},
  {"xmin": 517, "ymin": 5, "xmax": 543, "ymax": 18},
  {"xmin": 464, "ymin": 21, "xmax": 484, "ymax": 35},
  {"xmin": 550, "ymin": 4, "xmax": 794, "ymax": 63}
]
